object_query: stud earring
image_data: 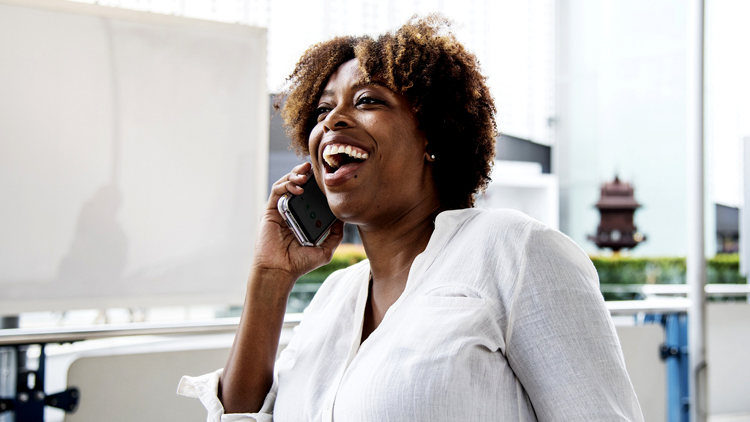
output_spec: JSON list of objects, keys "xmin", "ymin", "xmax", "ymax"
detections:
[
  {"xmin": 426, "ymin": 152, "xmax": 436, "ymax": 162},
  {"xmin": 430, "ymin": 154, "xmax": 436, "ymax": 161}
]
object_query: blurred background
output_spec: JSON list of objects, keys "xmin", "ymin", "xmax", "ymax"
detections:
[{"xmin": 0, "ymin": 0, "xmax": 747, "ymax": 421}]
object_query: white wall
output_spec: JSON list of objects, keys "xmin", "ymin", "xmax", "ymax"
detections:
[
  {"xmin": 477, "ymin": 160, "xmax": 559, "ymax": 230},
  {"xmin": 705, "ymin": 0, "xmax": 750, "ymax": 210},
  {"xmin": 618, "ymin": 325, "xmax": 667, "ymax": 422},
  {"xmin": 707, "ymin": 303, "xmax": 750, "ymax": 416}
]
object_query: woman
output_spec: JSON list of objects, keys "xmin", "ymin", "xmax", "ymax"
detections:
[{"xmin": 179, "ymin": 16, "xmax": 644, "ymax": 421}]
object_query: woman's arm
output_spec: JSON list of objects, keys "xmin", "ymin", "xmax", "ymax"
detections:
[
  {"xmin": 505, "ymin": 226, "xmax": 644, "ymax": 421},
  {"xmin": 218, "ymin": 162, "xmax": 344, "ymax": 414},
  {"xmin": 218, "ymin": 267, "xmax": 295, "ymax": 414}
]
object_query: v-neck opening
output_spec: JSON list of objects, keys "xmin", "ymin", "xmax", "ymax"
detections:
[
  {"xmin": 359, "ymin": 273, "xmax": 375, "ymax": 346},
  {"xmin": 326, "ymin": 208, "xmax": 478, "ymax": 421},
  {"xmin": 346, "ymin": 210, "xmax": 467, "ymax": 360}
]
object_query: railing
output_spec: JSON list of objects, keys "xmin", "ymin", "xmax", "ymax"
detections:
[
  {"xmin": 0, "ymin": 302, "xmax": 689, "ymax": 345},
  {"xmin": 0, "ymin": 284, "xmax": 746, "ymax": 345},
  {"xmin": 600, "ymin": 283, "xmax": 750, "ymax": 296},
  {"xmin": 0, "ymin": 314, "xmax": 303, "ymax": 346}
]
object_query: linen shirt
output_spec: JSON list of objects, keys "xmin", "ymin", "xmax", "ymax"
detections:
[{"xmin": 178, "ymin": 208, "xmax": 644, "ymax": 421}]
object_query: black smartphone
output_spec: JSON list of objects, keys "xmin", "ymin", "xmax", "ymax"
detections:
[{"xmin": 277, "ymin": 173, "xmax": 338, "ymax": 246}]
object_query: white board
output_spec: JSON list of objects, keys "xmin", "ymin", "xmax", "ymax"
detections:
[{"xmin": 0, "ymin": 0, "xmax": 268, "ymax": 314}]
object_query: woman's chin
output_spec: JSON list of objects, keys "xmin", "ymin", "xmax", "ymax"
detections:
[
  {"xmin": 327, "ymin": 197, "xmax": 369, "ymax": 225},
  {"xmin": 329, "ymin": 205, "xmax": 360, "ymax": 224}
]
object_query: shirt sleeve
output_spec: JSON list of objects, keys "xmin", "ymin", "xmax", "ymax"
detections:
[
  {"xmin": 175, "ymin": 263, "xmax": 365, "ymax": 421},
  {"xmin": 504, "ymin": 225, "xmax": 644, "ymax": 422},
  {"xmin": 176, "ymin": 335, "xmax": 298, "ymax": 422},
  {"xmin": 176, "ymin": 368, "xmax": 273, "ymax": 422}
]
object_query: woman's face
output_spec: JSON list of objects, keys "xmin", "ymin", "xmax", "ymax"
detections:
[{"xmin": 308, "ymin": 58, "xmax": 440, "ymax": 228}]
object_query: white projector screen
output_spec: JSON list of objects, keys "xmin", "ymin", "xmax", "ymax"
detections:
[{"xmin": 0, "ymin": 0, "xmax": 268, "ymax": 314}]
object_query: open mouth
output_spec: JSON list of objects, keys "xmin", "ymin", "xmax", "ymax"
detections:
[{"xmin": 322, "ymin": 143, "xmax": 369, "ymax": 173}]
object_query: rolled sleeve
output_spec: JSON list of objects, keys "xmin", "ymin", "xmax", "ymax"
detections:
[{"xmin": 177, "ymin": 369, "xmax": 275, "ymax": 422}]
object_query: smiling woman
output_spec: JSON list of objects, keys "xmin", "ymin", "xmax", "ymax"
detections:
[
  {"xmin": 178, "ymin": 15, "xmax": 645, "ymax": 422},
  {"xmin": 307, "ymin": 58, "xmax": 440, "ymax": 228},
  {"xmin": 280, "ymin": 16, "xmax": 496, "ymax": 211}
]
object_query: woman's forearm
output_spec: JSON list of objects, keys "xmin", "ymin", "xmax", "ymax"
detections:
[
  {"xmin": 216, "ymin": 162, "xmax": 343, "ymax": 414},
  {"xmin": 218, "ymin": 267, "xmax": 296, "ymax": 414}
]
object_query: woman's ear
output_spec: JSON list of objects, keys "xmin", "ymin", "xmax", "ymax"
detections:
[{"xmin": 425, "ymin": 142, "xmax": 436, "ymax": 162}]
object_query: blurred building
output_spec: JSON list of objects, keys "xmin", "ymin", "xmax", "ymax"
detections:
[
  {"xmin": 717, "ymin": 204, "xmax": 740, "ymax": 254},
  {"xmin": 556, "ymin": 0, "xmax": 747, "ymax": 257}
]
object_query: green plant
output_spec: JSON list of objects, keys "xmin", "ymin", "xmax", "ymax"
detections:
[
  {"xmin": 286, "ymin": 245, "xmax": 368, "ymax": 312},
  {"xmin": 708, "ymin": 254, "xmax": 744, "ymax": 284},
  {"xmin": 297, "ymin": 244, "xmax": 368, "ymax": 284},
  {"xmin": 590, "ymin": 256, "xmax": 686, "ymax": 285},
  {"xmin": 591, "ymin": 254, "xmax": 744, "ymax": 284},
  {"xmin": 295, "ymin": 250, "xmax": 747, "ymax": 305},
  {"xmin": 591, "ymin": 254, "xmax": 745, "ymax": 301}
]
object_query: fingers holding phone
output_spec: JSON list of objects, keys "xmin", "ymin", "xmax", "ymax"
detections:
[
  {"xmin": 252, "ymin": 164, "xmax": 343, "ymax": 283},
  {"xmin": 268, "ymin": 162, "xmax": 311, "ymax": 206}
]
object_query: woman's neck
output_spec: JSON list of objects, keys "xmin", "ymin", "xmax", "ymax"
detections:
[
  {"xmin": 357, "ymin": 202, "xmax": 443, "ymax": 311},
  {"xmin": 364, "ymin": 219, "xmax": 433, "ymax": 281},
  {"xmin": 357, "ymin": 205, "xmax": 440, "ymax": 343}
]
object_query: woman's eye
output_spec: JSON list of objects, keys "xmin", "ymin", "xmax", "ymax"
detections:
[
  {"xmin": 314, "ymin": 106, "xmax": 331, "ymax": 120},
  {"xmin": 357, "ymin": 96, "xmax": 383, "ymax": 106}
]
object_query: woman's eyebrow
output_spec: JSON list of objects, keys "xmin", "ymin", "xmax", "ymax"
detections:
[{"xmin": 320, "ymin": 81, "xmax": 388, "ymax": 99}]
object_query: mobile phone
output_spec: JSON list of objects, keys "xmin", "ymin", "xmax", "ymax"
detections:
[{"xmin": 277, "ymin": 173, "xmax": 338, "ymax": 246}]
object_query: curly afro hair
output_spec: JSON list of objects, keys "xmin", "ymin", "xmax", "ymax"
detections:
[{"xmin": 276, "ymin": 15, "xmax": 497, "ymax": 209}]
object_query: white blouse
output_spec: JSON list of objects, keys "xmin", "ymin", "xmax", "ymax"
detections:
[{"xmin": 178, "ymin": 208, "xmax": 644, "ymax": 421}]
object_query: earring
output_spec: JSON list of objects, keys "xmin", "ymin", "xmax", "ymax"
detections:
[
  {"xmin": 426, "ymin": 152, "xmax": 436, "ymax": 162},
  {"xmin": 430, "ymin": 153, "xmax": 436, "ymax": 161}
]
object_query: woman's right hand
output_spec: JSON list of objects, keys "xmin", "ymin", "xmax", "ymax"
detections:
[
  {"xmin": 220, "ymin": 161, "xmax": 343, "ymax": 414},
  {"xmin": 251, "ymin": 162, "xmax": 345, "ymax": 292}
]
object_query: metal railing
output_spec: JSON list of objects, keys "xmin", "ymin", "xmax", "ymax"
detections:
[
  {"xmin": 0, "ymin": 283, "xmax": 744, "ymax": 345},
  {"xmin": 0, "ymin": 314, "xmax": 302, "ymax": 346},
  {"xmin": 600, "ymin": 283, "xmax": 750, "ymax": 296}
]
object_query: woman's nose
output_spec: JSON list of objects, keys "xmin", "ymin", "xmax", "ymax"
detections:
[{"xmin": 322, "ymin": 106, "xmax": 354, "ymax": 132}]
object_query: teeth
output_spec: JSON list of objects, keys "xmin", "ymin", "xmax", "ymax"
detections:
[
  {"xmin": 324, "ymin": 155, "xmax": 339, "ymax": 168},
  {"xmin": 322, "ymin": 144, "xmax": 369, "ymax": 169}
]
